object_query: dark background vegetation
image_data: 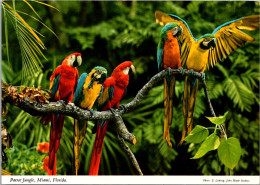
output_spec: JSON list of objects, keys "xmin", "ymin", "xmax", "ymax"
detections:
[{"xmin": 2, "ymin": 1, "xmax": 259, "ymax": 175}]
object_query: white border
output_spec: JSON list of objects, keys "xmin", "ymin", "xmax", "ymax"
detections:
[{"xmin": 2, "ymin": 175, "xmax": 260, "ymax": 184}]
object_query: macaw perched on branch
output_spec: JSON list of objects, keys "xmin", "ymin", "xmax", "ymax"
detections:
[
  {"xmin": 72, "ymin": 66, "xmax": 107, "ymax": 175},
  {"xmin": 157, "ymin": 22, "xmax": 183, "ymax": 147},
  {"xmin": 155, "ymin": 10, "xmax": 259, "ymax": 144},
  {"xmin": 89, "ymin": 61, "xmax": 135, "ymax": 175},
  {"xmin": 40, "ymin": 53, "xmax": 82, "ymax": 175}
]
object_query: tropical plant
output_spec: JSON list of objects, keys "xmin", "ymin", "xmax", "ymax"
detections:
[
  {"xmin": 2, "ymin": 1, "xmax": 259, "ymax": 175},
  {"xmin": 2, "ymin": 0, "xmax": 57, "ymax": 79}
]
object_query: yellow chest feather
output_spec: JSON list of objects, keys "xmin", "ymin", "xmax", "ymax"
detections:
[
  {"xmin": 186, "ymin": 42, "xmax": 209, "ymax": 72},
  {"xmin": 80, "ymin": 77, "xmax": 102, "ymax": 109}
]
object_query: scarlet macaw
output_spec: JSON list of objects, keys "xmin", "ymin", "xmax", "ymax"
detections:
[
  {"xmin": 155, "ymin": 11, "xmax": 259, "ymax": 144},
  {"xmin": 72, "ymin": 66, "xmax": 107, "ymax": 175},
  {"xmin": 157, "ymin": 22, "xmax": 183, "ymax": 147},
  {"xmin": 40, "ymin": 53, "xmax": 82, "ymax": 174},
  {"xmin": 89, "ymin": 61, "xmax": 135, "ymax": 175}
]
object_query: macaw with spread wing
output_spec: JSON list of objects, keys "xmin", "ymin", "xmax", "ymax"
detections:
[
  {"xmin": 157, "ymin": 22, "xmax": 183, "ymax": 147},
  {"xmin": 89, "ymin": 61, "xmax": 135, "ymax": 175},
  {"xmin": 72, "ymin": 66, "xmax": 107, "ymax": 175},
  {"xmin": 155, "ymin": 10, "xmax": 259, "ymax": 144},
  {"xmin": 40, "ymin": 53, "xmax": 82, "ymax": 175}
]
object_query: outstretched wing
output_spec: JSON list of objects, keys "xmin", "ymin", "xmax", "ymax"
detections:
[
  {"xmin": 208, "ymin": 15, "xmax": 259, "ymax": 68},
  {"xmin": 73, "ymin": 73, "xmax": 88, "ymax": 106},
  {"xmin": 155, "ymin": 10, "xmax": 195, "ymax": 66}
]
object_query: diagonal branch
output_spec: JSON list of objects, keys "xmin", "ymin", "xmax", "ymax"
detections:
[
  {"xmin": 2, "ymin": 68, "xmax": 207, "ymax": 175},
  {"xmin": 201, "ymin": 79, "xmax": 227, "ymax": 139},
  {"xmin": 3, "ymin": 68, "xmax": 205, "ymax": 121}
]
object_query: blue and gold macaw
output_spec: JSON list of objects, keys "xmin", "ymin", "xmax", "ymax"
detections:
[
  {"xmin": 72, "ymin": 66, "xmax": 107, "ymax": 175},
  {"xmin": 155, "ymin": 11, "xmax": 259, "ymax": 144},
  {"xmin": 157, "ymin": 22, "xmax": 183, "ymax": 147}
]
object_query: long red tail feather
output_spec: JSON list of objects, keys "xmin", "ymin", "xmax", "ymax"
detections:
[
  {"xmin": 89, "ymin": 121, "xmax": 108, "ymax": 175},
  {"xmin": 48, "ymin": 114, "xmax": 65, "ymax": 174}
]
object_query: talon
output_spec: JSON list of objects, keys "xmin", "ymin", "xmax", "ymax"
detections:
[
  {"xmin": 167, "ymin": 67, "xmax": 172, "ymax": 76},
  {"xmin": 201, "ymin": 72, "xmax": 206, "ymax": 80},
  {"xmin": 68, "ymin": 102, "xmax": 77, "ymax": 112},
  {"xmin": 87, "ymin": 108, "xmax": 94, "ymax": 117},
  {"xmin": 58, "ymin": 100, "xmax": 66, "ymax": 106},
  {"xmin": 188, "ymin": 69, "xmax": 195, "ymax": 77},
  {"xmin": 110, "ymin": 108, "xmax": 117, "ymax": 115},
  {"xmin": 178, "ymin": 67, "xmax": 184, "ymax": 75},
  {"xmin": 118, "ymin": 105, "xmax": 127, "ymax": 113}
]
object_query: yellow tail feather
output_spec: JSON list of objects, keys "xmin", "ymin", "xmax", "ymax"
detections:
[
  {"xmin": 180, "ymin": 77, "xmax": 198, "ymax": 145},
  {"xmin": 74, "ymin": 119, "xmax": 88, "ymax": 175},
  {"xmin": 163, "ymin": 77, "xmax": 175, "ymax": 147}
]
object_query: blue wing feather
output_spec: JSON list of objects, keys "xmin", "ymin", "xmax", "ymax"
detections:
[
  {"xmin": 212, "ymin": 17, "xmax": 242, "ymax": 34},
  {"xmin": 109, "ymin": 86, "xmax": 114, "ymax": 101},
  {"xmin": 157, "ymin": 42, "xmax": 164, "ymax": 72},
  {"xmin": 51, "ymin": 75, "xmax": 60, "ymax": 97},
  {"xmin": 73, "ymin": 73, "xmax": 88, "ymax": 105}
]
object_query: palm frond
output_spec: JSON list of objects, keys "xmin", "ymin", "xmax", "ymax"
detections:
[
  {"xmin": 224, "ymin": 76, "xmax": 256, "ymax": 112},
  {"xmin": 30, "ymin": 0, "xmax": 60, "ymax": 12},
  {"xmin": 2, "ymin": 1, "xmax": 58, "ymax": 80}
]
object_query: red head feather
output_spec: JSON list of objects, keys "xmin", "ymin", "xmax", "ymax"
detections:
[
  {"xmin": 62, "ymin": 53, "xmax": 82, "ymax": 67},
  {"xmin": 111, "ymin": 61, "xmax": 135, "ymax": 87}
]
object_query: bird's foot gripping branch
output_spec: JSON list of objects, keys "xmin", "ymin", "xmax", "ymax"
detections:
[{"xmin": 2, "ymin": 67, "xmax": 241, "ymax": 175}]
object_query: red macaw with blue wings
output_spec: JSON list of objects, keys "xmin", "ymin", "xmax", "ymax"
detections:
[
  {"xmin": 40, "ymin": 53, "xmax": 82, "ymax": 175},
  {"xmin": 89, "ymin": 61, "xmax": 135, "ymax": 175}
]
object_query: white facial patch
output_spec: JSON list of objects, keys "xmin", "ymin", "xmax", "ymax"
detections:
[
  {"xmin": 77, "ymin": 56, "xmax": 82, "ymax": 66},
  {"xmin": 123, "ymin": 67, "xmax": 130, "ymax": 75},
  {"xmin": 68, "ymin": 55, "xmax": 76, "ymax": 66}
]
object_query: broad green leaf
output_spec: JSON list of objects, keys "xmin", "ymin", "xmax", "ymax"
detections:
[
  {"xmin": 218, "ymin": 137, "xmax": 241, "ymax": 170},
  {"xmin": 192, "ymin": 133, "xmax": 220, "ymax": 159},
  {"xmin": 184, "ymin": 125, "xmax": 209, "ymax": 143},
  {"xmin": 206, "ymin": 112, "xmax": 228, "ymax": 125}
]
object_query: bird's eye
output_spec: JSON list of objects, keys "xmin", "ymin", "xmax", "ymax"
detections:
[{"xmin": 68, "ymin": 55, "xmax": 76, "ymax": 66}]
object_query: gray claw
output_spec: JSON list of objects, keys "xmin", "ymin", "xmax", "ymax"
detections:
[
  {"xmin": 178, "ymin": 67, "xmax": 184, "ymax": 75},
  {"xmin": 166, "ymin": 67, "xmax": 172, "ymax": 76},
  {"xmin": 68, "ymin": 103, "xmax": 77, "ymax": 112},
  {"xmin": 188, "ymin": 69, "xmax": 195, "ymax": 77},
  {"xmin": 118, "ymin": 105, "xmax": 127, "ymax": 113},
  {"xmin": 58, "ymin": 100, "xmax": 66, "ymax": 106},
  {"xmin": 201, "ymin": 72, "xmax": 206, "ymax": 80},
  {"xmin": 110, "ymin": 108, "xmax": 116, "ymax": 115},
  {"xmin": 87, "ymin": 108, "xmax": 94, "ymax": 117}
]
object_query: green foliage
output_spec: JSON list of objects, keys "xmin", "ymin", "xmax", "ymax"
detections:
[
  {"xmin": 218, "ymin": 137, "xmax": 242, "ymax": 170},
  {"xmin": 187, "ymin": 112, "xmax": 242, "ymax": 171},
  {"xmin": 2, "ymin": 1, "xmax": 57, "ymax": 79},
  {"xmin": 3, "ymin": 142, "xmax": 47, "ymax": 175},
  {"xmin": 206, "ymin": 112, "xmax": 228, "ymax": 125},
  {"xmin": 192, "ymin": 133, "xmax": 220, "ymax": 159},
  {"xmin": 2, "ymin": 1, "xmax": 259, "ymax": 175},
  {"xmin": 184, "ymin": 125, "xmax": 209, "ymax": 143}
]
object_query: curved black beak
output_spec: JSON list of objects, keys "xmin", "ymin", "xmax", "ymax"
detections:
[
  {"xmin": 73, "ymin": 61, "xmax": 78, "ymax": 67},
  {"xmin": 208, "ymin": 38, "xmax": 216, "ymax": 49}
]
